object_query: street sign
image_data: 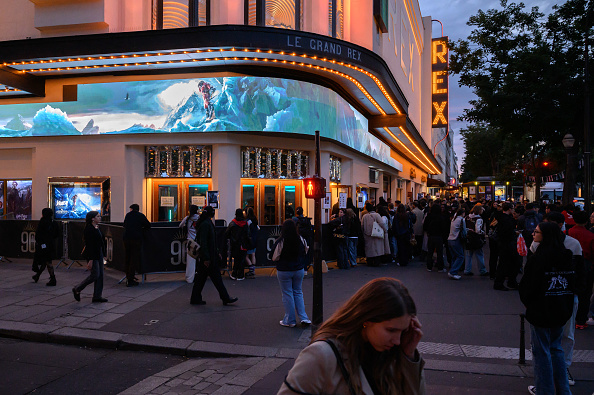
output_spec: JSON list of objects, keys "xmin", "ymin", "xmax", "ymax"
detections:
[{"xmin": 303, "ymin": 176, "xmax": 326, "ymax": 199}]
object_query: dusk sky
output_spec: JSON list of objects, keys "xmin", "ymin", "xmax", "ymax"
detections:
[{"xmin": 419, "ymin": 0, "xmax": 557, "ymax": 171}]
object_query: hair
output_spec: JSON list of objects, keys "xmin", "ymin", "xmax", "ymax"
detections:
[
  {"xmin": 544, "ymin": 211, "xmax": 565, "ymax": 225},
  {"xmin": 345, "ymin": 208, "xmax": 356, "ymax": 220},
  {"xmin": 454, "ymin": 208, "xmax": 465, "ymax": 219},
  {"xmin": 41, "ymin": 207, "xmax": 53, "ymax": 219},
  {"xmin": 234, "ymin": 208, "xmax": 245, "ymax": 220},
  {"xmin": 277, "ymin": 219, "xmax": 301, "ymax": 258},
  {"xmin": 312, "ymin": 278, "xmax": 416, "ymax": 394},
  {"xmin": 534, "ymin": 221, "xmax": 565, "ymax": 254},
  {"xmin": 501, "ymin": 203, "xmax": 512, "ymax": 212},
  {"xmin": 396, "ymin": 204, "xmax": 407, "ymax": 225},
  {"xmin": 85, "ymin": 211, "xmax": 99, "ymax": 226},
  {"xmin": 295, "ymin": 206, "xmax": 304, "ymax": 216},
  {"xmin": 430, "ymin": 203, "xmax": 441, "ymax": 216},
  {"xmin": 377, "ymin": 205, "xmax": 389, "ymax": 218},
  {"xmin": 365, "ymin": 202, "xmax": 375, "ymax": 212},
  {"xmin": 129, "ymin": 203, "xmax": 140, "ymax": 211},
  {"xmin": 246, "ymin": 207, "xmax": 256, "ymax": 220},
  {"xmin": 472, "ymin": 203, "xmax": 483, "ymax": 215},
  {"xmin": 189, "ymin": 205, "xmax": 199, "ymax": 216},
  {"xmin": 526, "ymin": 203, "xmax": 535, "ymax": 210},
  {"xmin": 572, "ymin": 210, "xmax": 589, "ymax": 225}
]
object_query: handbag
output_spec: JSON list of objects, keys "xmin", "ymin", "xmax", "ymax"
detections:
[
  {"xmin": 517, "ymin": 234, "xmax": 527, "ymax": 257},
  {"xmin": 371, "ymin": 220, "xmax": 384, "ymax": 239},
  {"xmin": 187, "ymin": 239, "xmax": 200, "ymax": 259},
  {"xmin": 333, "ymin": 223, "xmax": 345, "ymax": 239}
]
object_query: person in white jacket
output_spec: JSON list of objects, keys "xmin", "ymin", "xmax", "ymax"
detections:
[
  {"xmin": 464, "ymin": 204, "xmax": 488, "ymax": 276},
  {"xmin": 179, "ymin": 205, "xmax": 199, "ymax": 283}
]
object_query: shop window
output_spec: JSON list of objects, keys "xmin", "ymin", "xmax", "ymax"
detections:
[
  {"xmin": 153, "ymin": 0, "xmax": 210, "ymax": 30},
  {"xmin": 242, "ymin": 147, "xmax": 308, "ymax": 179},
  {"xmin": 4, "ymin": 180, "xmax": 32, "ymax": 220},
  {"xmin": 329, "ymin": 155, "xmax": 341, "ymax": 183},
  {"xmin": 328, "ymin": 0, "xmax": 344, "ymax": 39},
  {"xmin": 146, "ymin": 146, "xmax": 212, "ymax": 178},
  {"xmin": 48, "ymin": 177, "xmax": 110, "ymax": 221},
  {"xmin": 369, "ymin": 168, "xmax": 379, "ymax": 184},
  {"xmin": 245, "ymin": 0, "xmax": 301, "ymax": 30}
]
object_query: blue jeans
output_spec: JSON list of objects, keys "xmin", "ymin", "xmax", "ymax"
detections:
[
  {"xmin": 74, "ymin": 255, "xmax": 104, "ymax": 299},
  {"xmin": 448, "ymin": 239, "xmax": 465, "ymax": 275},
  {"xmin": 389, "ymin": 235, "xmax": 397, "ymax": 260},
  {"xmin": 530, "ymin": 324, "xmax": 571, "ymax": 394},
  {"xmin": 347, "ymin": 237, "xmax": 358, "ymax": 266},
  {"xmin": 464, "ymin": 247, "xmax": 487, "ymax": 274},
  {"xmin": 336, "ymin": 239, "xmax": 349, "ymax": 269},
  {"xmin": 562, "ymin": 295, "xmax": 579, "ymax": 367},
  {"xmin": 277, "ymin": 269, "xmax": 309, "ymax": 325}
]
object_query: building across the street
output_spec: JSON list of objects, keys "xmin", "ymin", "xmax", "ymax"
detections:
[{"xmin": 0, "ymin": 0, "xmax": 448, "ymax": 224}]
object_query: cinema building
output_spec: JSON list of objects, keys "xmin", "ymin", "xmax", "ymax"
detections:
[{"xmin": 0, "ymin": 0, "xmax": 444, "ymax": 224}]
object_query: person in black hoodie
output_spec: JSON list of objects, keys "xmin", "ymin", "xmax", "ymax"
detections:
[
  {"xmin": 32, "ymin": 208, "xmax": 60, "ymax": 286},
  {"xmin": 424, "ymin": 204, "xmax": 445, "ymax": 272},
  {"xmin": 520, "ymin": 221, "xmax": 575, "ymax": 394},
  {"xmin": 123, "ymin": 203, "xmax": 151, "ymax": 287},
  {"xmin": 224, "ymin": 208, "xmax": 251, "ymax": 280},
  {"xmin": 190, "ymin": 206, "xmax": 237, "ymax": 305},
  {"xmin": 72, "ymin": 211, "xmax": 107, "ymax": 303}
]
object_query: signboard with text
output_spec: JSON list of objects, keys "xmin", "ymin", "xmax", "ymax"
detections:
[{"xmin": 431, "ymin": 37, "xmax": 449, "ymax": 128}]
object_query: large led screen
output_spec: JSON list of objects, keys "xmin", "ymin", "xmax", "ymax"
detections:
[
  {"xmin": 6, "ymin": 180, "xmax": 32, "ymax": 220},
  {"xmin": 51, "ymin": 184, "xmax": 102, "ymax": 219},
  {"xmin": 0, "ymin": 181, "xmax": 4, "ymax": 216},
  {"xmin": 0, "ymin": 77, "xmax": 400, "ymax": 169}
]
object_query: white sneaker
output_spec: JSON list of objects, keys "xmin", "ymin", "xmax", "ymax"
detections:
[
  {"xmin": 448, "ymin": 273, "xmax": 461, "ymax": 280},
  {"xmin": 587, "ymin": 317, "xmax": 594, "ymax": 326},
  {"xmin": 527, "ymin": 385, "xmax": 536, "ymax": 395},
  {"xmin": 567, "ymin": 368, "xmax": 575, "ymax": 386},
  {"xmin": 279, "ymin": 320, "xmax": 296, "ymax": 328},
  {"xmin": 301, "ymin": 319, "xmax": 311, "ymax": 326}
]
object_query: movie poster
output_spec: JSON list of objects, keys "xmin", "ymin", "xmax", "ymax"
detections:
[
  {"xmin": 207, "ymin": 190, "xmax": 219, "ymax": 209},
  {"xmin": 6, "ymin": 180, "xmax": 32, "ymax": 220},
  {"xmin": 51, "ymin": 184, "xmax": 102, "ymax": 219},
  {"xmin": 0, "ymin": 180, "xmax": 4, "ymax": 216}
]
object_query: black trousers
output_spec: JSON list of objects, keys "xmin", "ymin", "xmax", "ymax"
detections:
[
  {"xmin": 231, "ymin": 249, "xmax": 247, "ymax": 278},
  {"xmin": 191, "ymin": 260, "xmax": 230, "ymax": 303},
  {"xmin": 495, "ymin": 241, "xmax": 518, "ymax": 287},
  {"xmin": 426, "ymin": 235, "xmax": 444, "ymax": 270},
  {"xmin": 577, "ymin": 260, "xmax": 593, "ymax": 325},
  {"xmin": 396, "ymin": 234, "xmax": 411, "ymax": 266},
  {"xmin": 488, "ymin": 236, "xmax": 499, "ymax": 276},
  {"xmin": 124, "ymin": 239, "xmax": 142, "ymax": 281}
]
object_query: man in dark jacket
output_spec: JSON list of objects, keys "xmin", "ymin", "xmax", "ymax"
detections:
[
  {"xmin": 123, "ymin": 204, "xmax": 151, "ymax": 287},
  {"xmin": 190, "ymin": 206, "xmax": 237, "ymax": 305},
  {"xmin": 424, "ymin": 204, "xmax": 445, "ymax": 272},
  {"xmin": 494, "ymin": 203, "xmax": 518, "ymax": 291}
]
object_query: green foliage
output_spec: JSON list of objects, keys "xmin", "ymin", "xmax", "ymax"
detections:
[{"xmin": 450, "ymin": 0, "xmax": 591, "ymax": 181}]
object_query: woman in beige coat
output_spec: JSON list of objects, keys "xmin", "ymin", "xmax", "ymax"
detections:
[
  {"xmin": 279, "ymin": 277, "xmax": 425, "ymax": 395},
  {"xmin": 361, "ymin": 203, "xmax": 388, "ymax": 266}
]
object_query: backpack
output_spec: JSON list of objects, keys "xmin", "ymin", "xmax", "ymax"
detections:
[
  {"xmin": 296, "ymin": 216, "xmax": 313, "ymax": 240},
  {"xmin": 465, "ymin": 215, "xmax": 485, "ymax": 250},
  {"xmin": 229, "ymin": 223, "xmax": 252, "ymax": 251},
  {"xmin": 523, "ymin": 213, "xmax": 539, "ymax": 234}
]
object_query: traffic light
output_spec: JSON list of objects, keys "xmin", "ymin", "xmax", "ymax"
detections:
[{"xmin": 303, "ymin": 176, "xmax": 326, "ymax": 199}]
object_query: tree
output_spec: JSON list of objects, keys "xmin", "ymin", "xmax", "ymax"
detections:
[{"xmin": 450, "ymin": 0, "xmax": 591, "ymax": 200}]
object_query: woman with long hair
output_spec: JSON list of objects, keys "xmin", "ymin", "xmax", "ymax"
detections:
[
  {"xmin": 272, "ymin": 220, "xmax": 311, "ymax": 327},
  {"xmin": 520, "ymin": 222, "xmax": 575, "ymax": 395},
  {"xmin": 72, "ymin": 211, "xmax": 107, "ymax": 303},
  {"xmin": 279, "ymin": 277, "xmax": 425, "ymax": 394}
]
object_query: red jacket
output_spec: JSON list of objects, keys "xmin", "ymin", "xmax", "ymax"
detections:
[{"xmin": 568, "ymin": 225, "xmax": 594, "ymax": 261}]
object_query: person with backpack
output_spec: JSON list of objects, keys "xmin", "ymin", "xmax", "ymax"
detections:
[
  {"xmin": 463, "ymin": 204, "xmax": 488, "ymax": 276},
  {"xmin": 517, "ymin": 203, "xmax": 540, "ymax": 255},
  {"xmin": 179, "ymin": 205, "xmax": 199, "ymax": 283},
  {"xmin": 520, "ymin": 222, "xmax": 576, "ymax": 395},
  {"xmin": 224, "ymin": 208, "xmax": 251, "ymax": 280}
]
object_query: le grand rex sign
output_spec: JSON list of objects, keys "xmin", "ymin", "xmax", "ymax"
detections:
[{"xmin": 284, "ymin": 34, "xmax": 364, "ymax": 62}]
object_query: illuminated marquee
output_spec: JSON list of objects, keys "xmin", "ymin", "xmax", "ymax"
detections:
[{"xmin": 431, "ymin": 37, "xmax": 448, "ymax": 128}]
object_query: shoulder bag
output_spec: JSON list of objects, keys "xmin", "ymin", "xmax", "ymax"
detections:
[
  {"xmin": 187, "ymin": 239, "xmax": 200, "ymax": 259},
  {"xmin": 371, "ymin": 220, "xmax": 384, "ymax": 239}
]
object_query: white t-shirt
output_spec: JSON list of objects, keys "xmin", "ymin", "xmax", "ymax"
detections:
[{"xmin": 530, "ymin": 234, "xmax": 583, "ymax": 255}]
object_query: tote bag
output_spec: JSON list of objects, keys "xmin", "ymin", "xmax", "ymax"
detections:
[{"xmin": 371, "ymin": 221, "xmax": 384, "ymax": 239}]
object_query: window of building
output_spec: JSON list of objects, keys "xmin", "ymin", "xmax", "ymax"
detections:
[
  {"xmin": 145, "ymin": 146, "xmax": 212, "ymax": 177},
  {"xmin": 245, "ymin": 0, "xmax": 301, "ymax": 30},
  {"xmin": 329, "ymin": 155, "xmax": 341, "ymax": 183},
  {"xmin": 328, "ymin": 0, "xmax": 344, "ymax": 39},
  {"xmin": 241, "ymin": 147, "xmax": 308, "ymax": 179},
  {"xmin": 153, "ymin": 0, "xmax": 210, "ymax": 30}
]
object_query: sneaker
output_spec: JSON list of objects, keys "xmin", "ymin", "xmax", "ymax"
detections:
[
  {"xmin": 567, "ymin": 368, "xmax": 575, "ymax": 386},
  {"xmin": 587, "ymin": 318, "xmax": 594, "ymax": 326},
  {"xmin": 229, "ymin": 274, "xmax": 237, "ymax": 280},
  {"xmin": 301, "ymin": 319, "xmax": 311, "ymax": 326},
  {"xmin": 427, "ymin": 268, "xmax": 433, "ymax": 272},
  {"xmin": 279, "ymin": 320, "xmax": 296, "ymax": 328},
  {"xmin": 439, "ymin": 268, "xmax": 447, "ymax": 273},
  {"xmin": 237, "ymin": 277, "xmax": 245, "ymax": 281},
  {"xmin": 448, "ymin": 273, "xmax": 461, "ymax": 280},
  {"xmin": 528, "ymin": 385, "xmax": 536, "ymax": 395},
  {"xmin": 575, "ymin": 324, "xmax": 587, "ymax": 330}
]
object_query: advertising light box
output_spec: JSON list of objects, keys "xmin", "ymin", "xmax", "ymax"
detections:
[
  {"xmin": 0, "ymin": 76, "xmax": 400, "ymax": 170},
  {"xmin": 6, "ymin": 180, "xmax": 32, "ymax": 220},
  {"xmin": 50, "ymin": 183, "xmax": 102, "ymax": 219}
]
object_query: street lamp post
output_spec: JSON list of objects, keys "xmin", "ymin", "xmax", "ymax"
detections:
[{"xmin": 562, "ymin": 133, "xmax": 577, "ymax": 206}]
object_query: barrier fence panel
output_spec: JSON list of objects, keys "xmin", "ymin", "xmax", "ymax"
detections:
[{"xmin": 0, "ymin": 220, "xmax": 63, "ymax": 259}]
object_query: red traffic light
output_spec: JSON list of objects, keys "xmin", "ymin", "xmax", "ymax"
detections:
[
  {"xmin": 543, "ymin": 161, "xmax": 549, "ymax": 167},
  {"xmin": 303, "ymin": 176, "xmax": 326, "ymax": 199}
]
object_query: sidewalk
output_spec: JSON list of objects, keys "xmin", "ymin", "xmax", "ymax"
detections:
[{"xmin": 1, "ymin": 258, "xmax": 593, "ymax": 394}]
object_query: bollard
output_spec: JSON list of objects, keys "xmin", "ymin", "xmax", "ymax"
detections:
[{"xmin": 519, "ymin": 313, "xmax": 526, "ymax": 365}]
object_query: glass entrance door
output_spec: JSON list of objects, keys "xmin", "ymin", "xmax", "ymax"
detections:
[
  {"xmin": 262, "ymin": 185, "xmax": 277, "ymax": 225},
  {"xmin": 241, "ymin": 180, "xmax": 301, "ymax": 225},
  {"xmin": 151, "ymin": 179, "xmax": 212, "ymax": 222},
  {"xmin": 157, "ymin": 184, "xmax": 178, "ymax": 222}
]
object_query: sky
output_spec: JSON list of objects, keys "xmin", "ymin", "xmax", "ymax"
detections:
[{"xmin": 418, "ymin": 0, "xmax": 557, "ymax": 172}]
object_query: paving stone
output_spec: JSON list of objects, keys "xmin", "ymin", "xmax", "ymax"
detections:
[
  {"xmin": 165, "ymin": 378, "xmax": 185, "ymax": 387},
  {"xmin": 204, "ymin": 373, "xmax": 224, "ymax": 383},
  {"xmin": 177, "ymin": 371, "xmax": 196, "ymax": 380},
  {"xmin": 230, "ymin": 358, "xmax": 288, "ymax": 387},
  {"xmin": 201, "ymin": 384, "xmax": 221, "ymax": 394},
  {"xmin": 211, "ymin": 384, "xmax": 249, "ymax": 395},
  {"xmin": 197, "ymin": 369, "xmax": 216, "ymax": 377},
  {"xmin": 214, "ymin": 370, "xmax": 243, "ymax": 386},
  {"xmin": 76, "ymin": 321, "xmax": 106, "ymax": 329},
  {"xmin": 119, "ymin": 376, "xmax": 170, "ymax": 395},
  {"xmin": 109, "ymin": 300, "xmax": 147, "ymax": 314},
  {"xmin": 46, "ymin": 315, "xmax": 87, "ymax": 327},
  {"xmin": 155, "ymin": 359, "xmax": 207, "ymax": 378},
  {"xmin": 193, "ymin": 382, "xmax": 211, "ymax": 391},
  {"xmin": 87, "ymin": 312, "xmax": 124, "ymax": 323},
  {"xmin": 150, "ymin": 387, "xmax": 170, "ymax": 394},
  {"xmin": 183, "ymin": 376, "xmax": 204, "ymax": 387}
]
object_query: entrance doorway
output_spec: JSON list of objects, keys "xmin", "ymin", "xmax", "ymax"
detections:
[
  {"xmin": 149, "ymin": 179, "xmax": 212, "ymax": 222},
  {"xmin": 241, "ymin": 180, "xmax": 302, "ymax": 225}
]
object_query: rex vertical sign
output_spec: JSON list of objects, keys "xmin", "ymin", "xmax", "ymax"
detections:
[{"xmin": 431, "ymin": 37, "xmax": 448, "ymax": 128}]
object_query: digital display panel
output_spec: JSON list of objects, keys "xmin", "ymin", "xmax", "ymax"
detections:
[
  {"xmin": 51, "ymin": 184, "xmax": 102, "ymax": 219},
  {"xmin": 6, "ymin": 180, "xmax": 32, "ymax": 220},
  {"xmin": 0, "ymin": 77, "xmax": 400, "ymax": 170},
  {"xmin": 0, "ymin": 181, "xmax": 4, "ymax": 216}
]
